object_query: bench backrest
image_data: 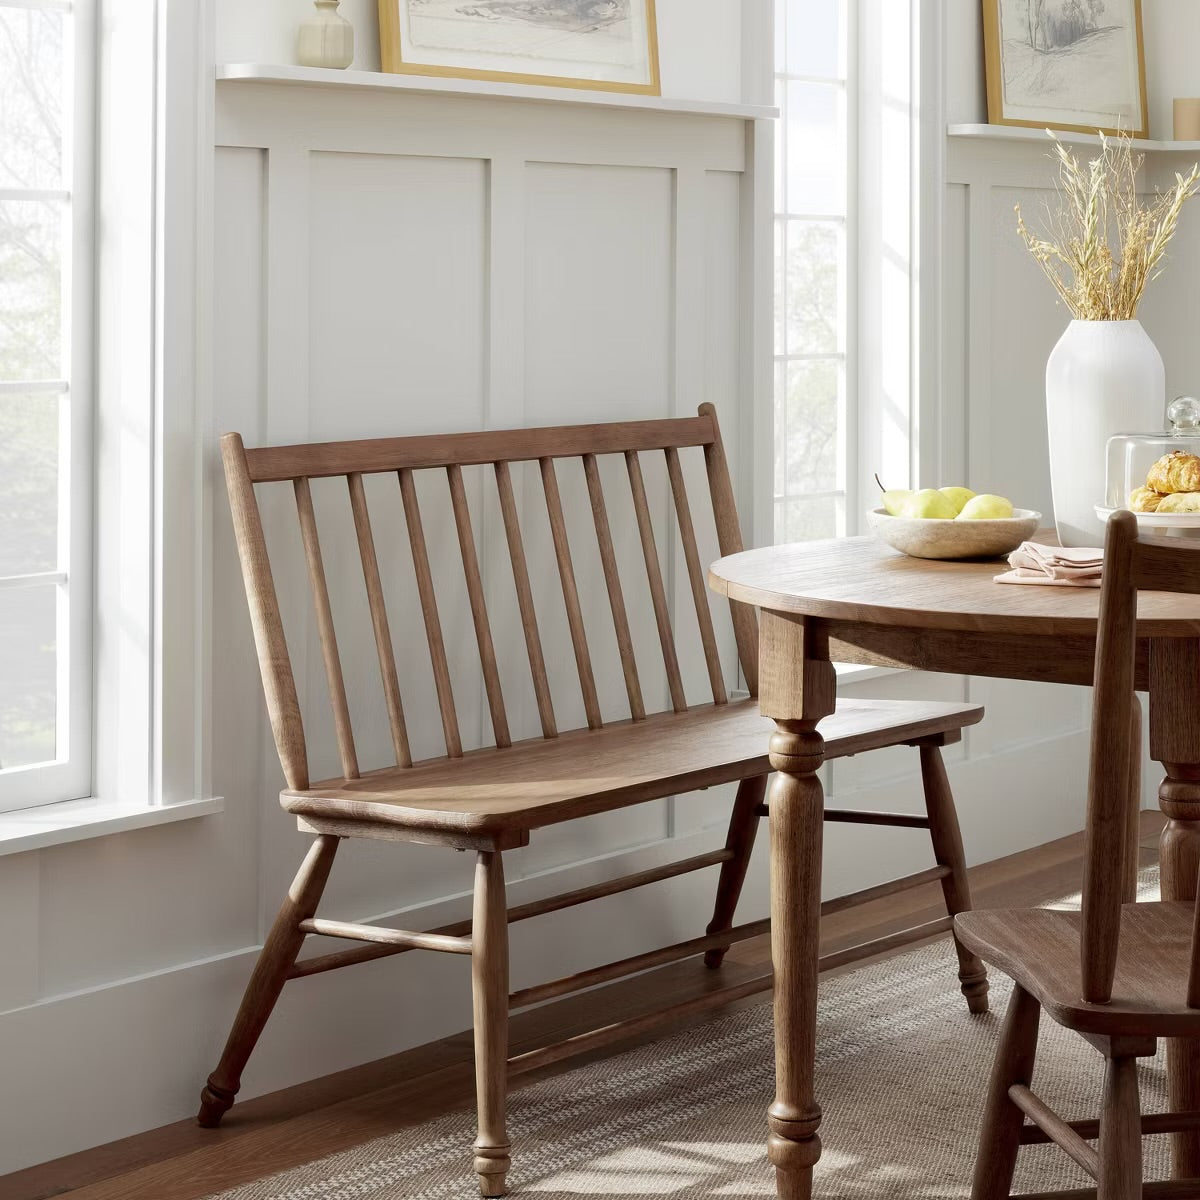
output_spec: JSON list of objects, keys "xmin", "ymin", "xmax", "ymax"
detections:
[{"xmin": 221, "ymin": 403, "xmax": 757, "ymax": 791}]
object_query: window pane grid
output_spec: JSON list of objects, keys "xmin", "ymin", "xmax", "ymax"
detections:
[
  {"xmin": 0, "ymin": 0, "xmax": 87, "ymax": 803},
  {"xmin": 775, "ymin": 73, "xmax": 845, "ymax": 85},
  {"xmin": 0, "ymin": 1, "xmax": 73, "ymax": 14},
  {"xmin": 0, "ymin": 571, "xmax": 66, "ymax": 588},
  {"xmin": 775, "ymin": 353, "xmax": 846, "ymax": 362},
  {"xmin": 0, "ymin": 378, "xmax": 66, "ymax": 392},
  {"xmin": 776, "ymin": 0, "xmax": 846, "ymax": 79},
  {"xmin": 784, "ymin": 213, "xmax": 846, "ymax": 223},
  {"xmin": 774, "ymin": 0, "xmax": 851, "ymax": 546}
]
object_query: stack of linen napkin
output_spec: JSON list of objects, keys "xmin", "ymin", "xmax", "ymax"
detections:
[{"xmin": 994, "ymin": 542, "xmax": 1104, "ymax": 587}]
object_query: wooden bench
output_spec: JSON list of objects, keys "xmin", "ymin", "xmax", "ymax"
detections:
[{"xmin": 199, "ymin": 404, "xmax": 986, "ymax": 1197}]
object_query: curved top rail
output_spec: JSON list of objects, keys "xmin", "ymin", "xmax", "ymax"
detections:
[{"xmin": 235, "ymin": 415, "xmax": 717, "ymax": 484}]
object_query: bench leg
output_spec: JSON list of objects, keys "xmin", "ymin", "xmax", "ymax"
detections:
[
  {"xmin": 198, "ymin": 834, "xmax": 340, "ymax": 1126},
  {"xmin": 473, "ymin": 849, "xmax": 511, "ymax": 1198},
  {"xmin": 919, "ymin": 742, "xmax": 989, "ymax": 1014},
  {"xmin": 704, "ymin": 774, "xmax": 769, "ymax": 968}
]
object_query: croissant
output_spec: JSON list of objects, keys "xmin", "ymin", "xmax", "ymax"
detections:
[
  {"xmin": 1147, "ymin": 450, "xmax": 1200, "ymax": 494},
  {"xmin": 1129, "ymin": 486, "xmax": 1164, "ymax": 512},
  {"xmin": 1157, "ymin": 491, "xmax": 1200, "ymax": 513}
]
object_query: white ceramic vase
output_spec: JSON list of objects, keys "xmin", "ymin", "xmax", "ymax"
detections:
[
  {"xmin": 297, "ymin": 0, "xmax": 354, "ymax": 70},
  {"xmin": 1045, "ymin": 319, "xmax": 1166, "ymax": 546}
]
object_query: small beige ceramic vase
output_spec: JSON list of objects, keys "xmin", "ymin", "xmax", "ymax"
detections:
[
  {"xmin": 297, "ymin": 0, "xmax": 354, "ymax": 70},
  {"xmin": 1175, "ymin": 98, "xmax": 1200, "ymax": 141}
]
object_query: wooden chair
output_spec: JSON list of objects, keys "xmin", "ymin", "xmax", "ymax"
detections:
[
  {"xmin": 957, "ymin": 509, "xmax": 1200, "ymax": 1200},
  {"xmin": 200, "ymin": 404, "xmax": 986, "ymax": 1197}
]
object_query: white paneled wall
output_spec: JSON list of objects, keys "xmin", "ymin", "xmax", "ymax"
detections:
[
  {"xmin": 205, "ymin": 80, "xmax": 762, "ymax": 1159},
  {"xmin": 936, "ymin": 127, "xmax": 1200, "ymax": 828},
  {"xmin": 0, "ymin": 50, "xmax": 776, "ymax": 1168},
  {"xmin": 211, "ymin": 78, "xmax": 755, "ymax": 889},
  {"xmin": 2, "ymin": 4, "xmax": 1179, "ymax": 1177}
]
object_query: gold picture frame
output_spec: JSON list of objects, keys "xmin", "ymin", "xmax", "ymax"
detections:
[
  {"xmin": 982, "ymin": 0, "xmax": 1149, "ymax": 139},
  {"xmin": 379, "ymin": 1, "xmax": 661, "ymax": 96}
]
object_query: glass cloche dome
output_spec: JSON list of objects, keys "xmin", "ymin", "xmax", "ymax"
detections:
[{"xmin": 1104, "ymin": 397, "xmax": 1200, "ymax": 525}]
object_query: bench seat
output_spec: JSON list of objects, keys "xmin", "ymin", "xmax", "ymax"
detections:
[{"xmin": 283, "ymin": 697, "xmax": 984, "ymax": 838}]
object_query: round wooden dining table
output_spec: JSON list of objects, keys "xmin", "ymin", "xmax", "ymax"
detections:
[{"xmin": 709, "ymin": 534, "xmax": 1200, "ymax": 1200}]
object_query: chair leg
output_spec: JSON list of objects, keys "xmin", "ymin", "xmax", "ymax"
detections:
[
  {"xmin": 472, "ymin": 850, "xmax": 511, "ymax": 1198},
  {"xmin": 704, "ymin": 775, "xmax": 769, "ymax": 968},
  {"xmin": 919, "ymin": 742, "xmax": 990, "ymax": 1014},
  {"xmin": 198, "ymin": 834, "xmax": 340, "ymax": 1127},
  {"xmin": 971, "ymin": 984, "xmax": 1041, "ymax": 1200},
  {"xmin": 1097, "ymin": 1054, "xmax": 1143, "ymax": 1200}
]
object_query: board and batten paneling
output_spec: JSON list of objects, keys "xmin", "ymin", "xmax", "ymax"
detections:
[
  {"xmin": 936, "ymin": 132, "xmax": 1200, "ymax": 801},
  {"xmin": 209, "ymin": 79, "xmax": 768, "ymax": 1054},
  {"xmin": 0, "ymin": 24, "xmax": 777, "ymax": 1181},
  {"xmin": 942, "ymin": 137, "xmax": 1091, "ymax": 777}
]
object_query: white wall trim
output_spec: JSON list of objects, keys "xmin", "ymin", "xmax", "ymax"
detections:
[
  {"xmin": 0, "ymin": 795, "xmax": 224, "ymax": 858},
  {"xmin": 214, "ymin": 62, "xmax": 778, "ymax": 121},
  {"xmin": 93, "ymin": 0, "xmax": 212, "ymax": 815}
]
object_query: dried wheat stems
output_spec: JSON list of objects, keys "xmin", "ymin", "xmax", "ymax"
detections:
[{"xmin": 1016, "ymin": 131, "xmax": 1200, "ymax": 320}]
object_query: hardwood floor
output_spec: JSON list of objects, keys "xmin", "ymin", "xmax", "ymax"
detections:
[{"xmin": 1, "ymin": 814, "xmax": 1165, "ymax": 1200}]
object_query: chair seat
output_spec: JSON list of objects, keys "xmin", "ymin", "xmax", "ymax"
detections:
[
  {"xmin": 956, "ymin": 902, "xmax": 1200, "ymax": 1037},
  {"xmin": 282, "ymin": 697, "xmax": 983, "ymax": 838}
]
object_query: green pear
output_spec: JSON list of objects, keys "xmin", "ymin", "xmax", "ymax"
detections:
[
  {"xmin": 957, "ymin": 493, "xmax": 1014, "ymax": 520},
  {"xmin": 875, "ymin": 473, "xmax": 913, "ymax": 516},
  {"xmin": 900, "ymin": 489, "xmax": 958, "ymax": 519},
  {"xmin": 938, "ymin": 486, "xmax": 976, "ymax": 515},
  {"xmin": 880, "ymin": 488, "xmax": 914, "ymax": 516}
]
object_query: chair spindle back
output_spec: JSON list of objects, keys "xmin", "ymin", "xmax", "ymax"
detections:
[
  {"xmin": 221, "ymin": 403, "xmax": 756, "ymax": 794},
  {"xmin": 1083, "ymin": 510, "xmax": 1200, "ymax": 1005}
]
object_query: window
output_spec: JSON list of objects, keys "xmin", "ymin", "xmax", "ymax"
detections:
[
  {"xmin": 774, "ymin": 0, "xmax": 849, "ymax": 543},
  {"xmin": 773, "ymin": 0, "xmax": 917, "ymax": 546},
  {"xmin": 0, "ymin": 0, "xmax": 93, "ymax": 811}
]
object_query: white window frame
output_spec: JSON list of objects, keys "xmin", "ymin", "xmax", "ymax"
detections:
[
  {"xmin": 772, "ymin": 0, "xmax": 921, "ymax": 545},
  {"xmin": 0, "ymin": 0, "xmax": 95, "ymax": 812},
  {"xmin": 90, "ymin": 0, "xmax": 212, "ymax": 815},
  {"xmin": 0, "ymin": 0, "xmax": 222, "ymax": 851},
  {"xmin": 773, "ymin": 0, "xmax": 855, "ymax": 543}
]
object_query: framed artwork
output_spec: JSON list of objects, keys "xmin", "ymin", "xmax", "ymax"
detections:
[
  {"xmin": 378, "ymin": 1, "xmax": 661, "ymax": 95},
  {"xmin": 982, "ymin": 0, "xmax": 1149, "ymax": 138}
]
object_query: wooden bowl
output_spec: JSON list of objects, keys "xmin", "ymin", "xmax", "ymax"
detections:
[{"xmin": 866, "ymin": 507, "xmax": 1042, "ymax": 561}]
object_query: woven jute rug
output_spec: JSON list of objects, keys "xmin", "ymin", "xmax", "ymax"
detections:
[{"xmin": 204, "ymin": 873, "xmax": 1170, "ymax": 1199}]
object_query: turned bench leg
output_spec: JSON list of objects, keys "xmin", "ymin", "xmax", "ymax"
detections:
[
  {"xmin": 198, "ymin": 835, "xmax": 340, "ymax": 1126},
  {"xmin": 473, "ymin": 850, "xmax": 511, "ymax": 1198},
  {"xmin": 704, "ymin": 775, "xmax": 769, "ymax": 968},
  {"xmin": 919, "ymin": 741, "xmax": 989, "ymax": 1014}
]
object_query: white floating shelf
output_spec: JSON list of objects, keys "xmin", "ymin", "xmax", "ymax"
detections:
[
  {"xmin": 216, "ymin": 63, "xmax": 778, "ymax": 121},
  {"xmin": 948, "ymin": 122, "xmax": 1200, "ymax": 155}
]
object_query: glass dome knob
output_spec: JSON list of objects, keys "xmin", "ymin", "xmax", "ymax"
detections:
[{"xmin": 1168, "ymin": 396, "xmax": 1200, "ymax": 435}]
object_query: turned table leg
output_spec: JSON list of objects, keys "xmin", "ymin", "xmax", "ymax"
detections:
[
  {"xmin": 759, "ymin": 613, "xmax": 836, "ymax": 1199},
  {"xmin": 1151, "ymin": 639, "xmax": 1200, "ymax": 1179}
]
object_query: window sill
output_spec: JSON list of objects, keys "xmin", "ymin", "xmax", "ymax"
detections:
[{"xmin": 0, "ymin": 795, "xmax": 224, "ymax": 857}]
